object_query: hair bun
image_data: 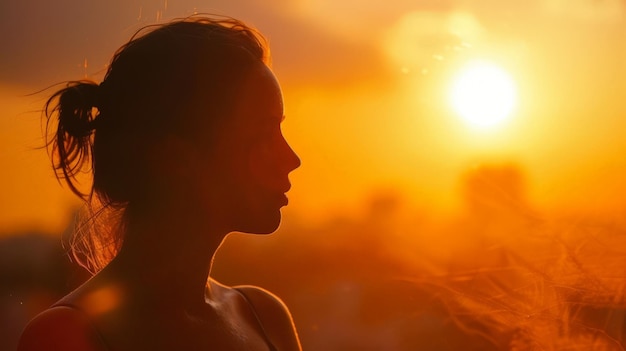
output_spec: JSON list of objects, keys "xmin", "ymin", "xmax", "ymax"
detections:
[{"xmin": 58, "ymin": 82, "xmax": 101, "ymax": 137}]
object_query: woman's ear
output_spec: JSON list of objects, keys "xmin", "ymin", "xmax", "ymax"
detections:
[{"xmin": 144, "ymin": 135, "xmax": 199, "ymax": 184}]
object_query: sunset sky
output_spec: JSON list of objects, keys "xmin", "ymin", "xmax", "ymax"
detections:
[{"xmin": 1, "ymin": 0, "xmax": 626, "ymax": 233}]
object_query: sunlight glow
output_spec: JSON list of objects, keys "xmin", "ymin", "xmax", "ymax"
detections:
[{"xmin": 449, "ymin": 61, "xmax": 517, "ymax": 129}]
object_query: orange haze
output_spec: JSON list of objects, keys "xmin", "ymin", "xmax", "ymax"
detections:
[{"xmin": 2, "ymin": 1, "xmax": 626, "ymax": 231}]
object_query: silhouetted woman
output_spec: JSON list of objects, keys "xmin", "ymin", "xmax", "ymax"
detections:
[{"xmin": 17, "ymin": 16, "xmax": 302, "ymax": 351}]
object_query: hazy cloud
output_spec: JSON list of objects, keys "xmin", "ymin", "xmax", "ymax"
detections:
[
  {"xmin": 382, "ymin": 11, "xmax": 484, "ymax": 72},
  {"xmin": 541, "ymin": 0, "xmax": 623, "ymax": 22}
]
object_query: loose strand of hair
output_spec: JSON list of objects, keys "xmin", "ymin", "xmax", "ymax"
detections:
[{"xmin": 64, "ymin": 198, "xmax": 124, "ymax": 274}]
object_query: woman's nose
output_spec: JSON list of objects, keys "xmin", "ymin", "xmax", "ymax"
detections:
[
  {"xmin": 282, "ymin": 138, "xmax": 301, "ymax": 173},
  {"xmin": 286, "ymin": 144, "xmax": 301, "ymax": 172}
]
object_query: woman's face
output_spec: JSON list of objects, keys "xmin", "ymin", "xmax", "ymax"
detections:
[{"xmin": 199, "ymin": 64, "xmax": 300, "ymax": 234}]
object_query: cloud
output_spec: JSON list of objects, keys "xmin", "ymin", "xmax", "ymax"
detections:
[
  {"xmin": 541, "ymin": 0, "xmax": 623, "ymax": 22},
  {"xmin": 382, "ymin": 11, "xmax": 484, "ymax": 72},
  {"xmin": 284, "ymin": 0, "xmax": 453, "ymax": 42}
]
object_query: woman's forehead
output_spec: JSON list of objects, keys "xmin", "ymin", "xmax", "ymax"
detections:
[{"xmin": 236, "ymin": 65, "xmax": 284, "ymax": 117}]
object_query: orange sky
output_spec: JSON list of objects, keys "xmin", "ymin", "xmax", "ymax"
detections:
[{"xmin": 1, "ymin": 0, "xmax": 626, "ymax": 233}]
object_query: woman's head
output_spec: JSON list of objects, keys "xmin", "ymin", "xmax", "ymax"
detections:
[
  {"xmin": 45, "ymin": 16, "xmax": 300, "ymax": 270},
  {"xmin": 49, "ymin": 17, "xmax": 269, "ymax": 204}
]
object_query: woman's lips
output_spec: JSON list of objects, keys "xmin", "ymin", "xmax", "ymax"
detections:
[{"xmin": 279, "ymin": 193, "xmax": 288, "ymax": 206}]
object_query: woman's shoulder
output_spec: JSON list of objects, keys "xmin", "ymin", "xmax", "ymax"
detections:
[
  {"xmin": 17, "ymin": 306, "xmax": 108, "ymax": 351},
  {"xmin": 209, "ymin": 280, "xmax": 292, "ymax": 322},
  {"xmin": 232, "ymin": 284, "xmax": 291, "ymax": 316},
  {"xmin": 231, "ymin": 284, "xmax": 302, "ymax": 351}
]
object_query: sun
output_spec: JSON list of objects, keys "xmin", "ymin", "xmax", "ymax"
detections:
[{"xmin": 449, "ymin": 60, "xmax": 517, "ymax": 129}]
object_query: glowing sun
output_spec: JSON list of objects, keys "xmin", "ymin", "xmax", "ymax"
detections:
[{"xmin": 449, "ymin": 60, "xmax": 517, "ymax": 129}]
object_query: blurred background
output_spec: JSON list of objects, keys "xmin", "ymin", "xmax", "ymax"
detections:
[{"xmin": 2, "ymin": 0, "xmax": 626, "ymax": 350}]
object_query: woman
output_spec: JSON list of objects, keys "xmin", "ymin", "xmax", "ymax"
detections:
[{"xmin": 18, "ymin": 16, "xmax": 302, "ymax": 351}]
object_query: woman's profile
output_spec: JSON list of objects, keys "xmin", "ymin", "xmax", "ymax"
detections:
[{"xmin": 17, "ymin": 16, "xmax": 302, "ymax": 351}]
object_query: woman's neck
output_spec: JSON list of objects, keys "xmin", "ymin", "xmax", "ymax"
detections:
[{"xmin": 107, "ymin": 202, "xmax": 230, "ymax": 309}]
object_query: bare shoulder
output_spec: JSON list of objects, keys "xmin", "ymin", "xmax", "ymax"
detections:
[
  {"xmin": 17, "ymin": 306, "xmax": 108, "ymax": 351},
  {"xmin": 234, "ymin": 285, "xmax": 302, "ymax": 351}
]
